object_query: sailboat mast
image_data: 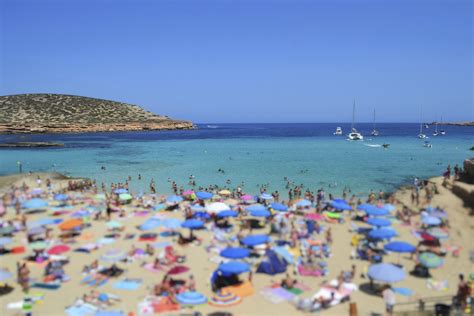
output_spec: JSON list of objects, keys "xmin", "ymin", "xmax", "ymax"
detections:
[
  {"xmin": 419, "ymin": 105, "xmax": 423, "ymax": 134},
  {"xmin": 373, "ymin": 109, "xmax": 376, "ymax": 130},
  {"xmin": 352, "ymin": 99, "xmax": 355, "ymax": 130}
]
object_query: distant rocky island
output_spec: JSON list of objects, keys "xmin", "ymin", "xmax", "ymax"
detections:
[
  {"xmin": 0, "ymin": 94, "xmax": 194, "ymax": 134},
  {"xmin": 431, "ymin": 121, "xmax": 474, "ymax": 127}
]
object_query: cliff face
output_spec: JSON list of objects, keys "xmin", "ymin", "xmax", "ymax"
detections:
[{"xmin": 0, "ymin": 94, "xmax": 194, "ymax": 134}]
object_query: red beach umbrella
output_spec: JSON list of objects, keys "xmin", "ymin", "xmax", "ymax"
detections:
[
  {"xmin": 47, "ymin": 244, "xmax": 71, "ymax": 255},
  {"xmin": 420, "ymin": 232, "xmax": 436, "ymax": 242}
]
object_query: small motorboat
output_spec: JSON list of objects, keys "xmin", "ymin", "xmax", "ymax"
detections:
[
  {"xmin": 423, "ymin": 141, "xmax": 432, "ymax": 148},
  {"xmin": 333, "ymin": 127, "xmax": 343, "ymax": 135},
  {"xmin": 382, "ymin": 143, "xmax": 390, "ymax": 148}
]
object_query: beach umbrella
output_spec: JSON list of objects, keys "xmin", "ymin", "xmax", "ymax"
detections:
[
  {"xmin": 114, "ymin": 188, "xmax": 128, "ymax": 194},
  {"xmin": 333, "ymin": 198, "xmax": 349, "ymax": 204},
  {"xmin": 384, "ymin": 204, "xmax": 397, "ymax": 212},
  {"xmin": 365, "ymin": 206, "xmax": 389, "ymax": 217},
  {"xmin": 167, "ymin": 265, "xmax": 190, "ymax": 275},
  {"xmin": 193, "ymin": 211, "xmax": 211, "ymax": 219},
  {"xmin": 59, "ymin": 218, "xmax": 82, "ymax": 230},
  {"xmin": 246, "ymin": 204, "xmax": 266, "ymax": 212},
  {"xmin": 259, "ymin": 193, "xmax": 273, "ymax": 200},
  {"xmin": 29, "ymin": 241, "xmax": 47, "ymax": 250},
  {"xmin": 366, "ymin": 218, "xmax": 392, "ymax": 228},
  {"xmin": 250, "ymin": 209, "xmax": 271, "ymax": 218},
  {"xmin": 166, "ymin": 195, "xmax": 183, "ymax": 204},
  {"xmin": 181, "ymin": 219, "xmax": 204, "ymax": 229},
  {"xmin": 418, "ymin": 252, "xmax": 444, "ymax": 269},
  {"xmin": 240, "ymin": 194, "xmax": 255, "ymax": 202},
  {"xmin": 31, "ymin": 188, "xmax": 44, "ymax": 195},
  {"xmin": 368, "ymin": 228, "xmax": 397, "ymax": 240},
  {"xmin": 22, "ymin": 198, "xmax": 48, "ymax": 210},
  {"xmin": 196, "ymin": 191, "xmax": 213, "ymax": 200},
  {"xmin": 270, "ymin": 203, "xmax": 288, "ymax": 212},
  {"xmin": 219, "ymin": 189, "xmax": 231, "ymax": 196},
  {"xmin": 220, "ymin": 247, "xmax": 250, "ymax": 259},
  {"xmin": 329, "ymin": 200, "xmax": 352, "ymax": 211},
  {"xmin": 176, "ymin": 292, "xmax": 208, "ymax": 305},
  {"xmin": 71, "ymin": 209, "xmax": 92, "ymax": 218},
  {"xmin": 206, "ymin": 202, "xmax": 230, "ymax": 214},
  {"xmin": 219, "ymin": 261, "xmax": 250, "ymax": 275},
  {"xmin": 209, "ymin": 292, "xmax": 242, "ymax": 307},
  {"xmin": 0, "ymin": 237, "xmax": 12, "ymax": 246},
  {"xmin": 119, "ymin": 193, "xmax": 132, "ymax": 201},
  {"xmin": 190, "ymin": 204, "xmax": 206, "ymax": 212},
  {"xmin": 29, "ymin": 218, "xmax": 61, "ymax": 228},
  {"xmin": 54, "ymin": 194, "xmax": 69, "ymax": 201},
  {"xmin": 27, "ymin": 226, "xmax": 46, "ymax": 236},
  {"xmin": 106, "ymin": 221, "xmax": 123, "ymax": 229},
  {"xmin": 139, "ymin": 218, "xmax": 162, "ymax": 231},
  {"xmin": 100, "ymin": 249, "xmax": 126, "ymax": 263},
  {"xmin": 0, "ymin": 226, "xmax": 14, "ymax": 235},
  {"xmin": 421, "ymin": 216, "xmax": 442, "ymax": 226},
  {"xmin": 384, "ymin": 241, "xmax": 416, "ymax": 253},
  {"xmin": 305, "ymin": 213, "xmax": 323, "ymax": 221},
  {"xmin": 357, "ymin": 203, "xmax": 374, "ymax": 211},
  {"xmin": 429, "ymin": 211, "xmax": 448, "ymax": 219},
  {"xmin": 225, "ymin": 198, "xmax": 239, "ymax": 206},
  {"xmin": 182, "ymin": 190, "xmax": 194, "ymax": 196},
  {"xmin": 93, "ymin": 194, "xmax": 106, "ymax": 200},
  {"xmin": 47, "ymin": 244, "xmax": 70, "ymax": 255},
  {"xmin": 427, "ymin": 227, "xmax": 449, "ymax": 240},
  {"xmin": 295, "ymin": 199, "xmax": 312, "ymax": 208},
  {"xmin": 0, "ymin": 269, "xmax": 13, "ymax": 281},
  {"xmin": 217, "ymin": 210, "xmax": 238, "ymax": 218},
  {"xmin": 162, "ymin": 218, "xmax": 182, "ymax": 230},
  {"xmin": 241, "ymin": 234, "xmax": 269, "ymax": 246},
  {"xmin": 368, "ymin": 263, "xmax": 406, "ymax": 283}
]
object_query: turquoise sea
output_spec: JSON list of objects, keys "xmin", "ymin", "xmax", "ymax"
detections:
[{"xmin": 0, "ymin": 123, "xmax": 472, "ymax": 197}]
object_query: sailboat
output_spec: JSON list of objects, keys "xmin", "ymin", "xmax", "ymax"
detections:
[
  {"xmin": 347, "ymin": 100, "xmax": 364, "ymax": 141},
  {"xmin": 417, "ymin": 106, "xmax": 427, "ymax": 139},
  {"xmin": 371, "ymin": 109, "xmax": 379, "ymax": 136},
  {"xmin": 433, "ymin": 117, "xmax": 446, "ymax": 136}
]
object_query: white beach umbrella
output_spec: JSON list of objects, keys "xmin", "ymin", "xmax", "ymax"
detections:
[{"xmin": 206, "ymin": 202, "xmax": 230, "ymax": 214}]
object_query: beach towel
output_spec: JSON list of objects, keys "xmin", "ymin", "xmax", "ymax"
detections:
[
  {"xmin": 260, "ymin": 287, "xmax": 295, "ymax": 304},
  {"xmin": 222, "ymin": 280, "xmax": 254, "ymax": 298},
  {"xmin": 66, "ymin": 303, "xmax": 97, "ymax": 316},
  {"xmin": 143, "ymin": 263, "xmax": 164, "ymax": 273},
  {"xmin": 426, "ymin": 279, "xmax": 448, "ymax": 291},
  {"xmin": 393, "ymin": 287, "xmax": 414, "ymax": 296},
  {"xmin": 31, "ymin": 282, "xmax": 61, "ymax": 290},
  {"xmin": 286, "ymin": 287, "xmax": 304, "ymax": 295},
  {"xmin": 298, "ymin": 265, "xmax": 323, "ymax": 277},
  {"xmin": 151, "ymin": 296, "xmax": 180, "ymax": 314},
  {"xmin": 113, "ymin": 279, "xmax": 142, "ymax": 291}
]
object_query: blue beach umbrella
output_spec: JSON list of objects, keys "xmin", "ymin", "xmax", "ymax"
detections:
[
  {"xmin": 250, "ymin": 209, "xmax": 271, "ymax": 218},
  {"xmin": 259, "ymin": 193, "xmax": 273, "ymax": 200},
  {"xmin": 366, "ymin": 218, "xmax": 392, "ymax": 227},
  {"xmin": 246, "ymin": 204, "xmax": 266, "ymax": 212},
  {"xmin": 54, "ymin": 194, "xmax": 69, "ymax": 201},
  {"xmin": 296, "ymin": 200, "xmax": 312, "ymax": 208},
  {"xmin": 384, "ymin": 241, "xmax": 416, "ymax": 253},
  {"xmin": 196, "ymin": 191, "xmax": 213, "ymax": 200},
  {"xmin": 217, "ymin": 210, "xmax": 238, "ymax": 218},
  {"xmin": 422, "ymin": 216, "xmax": 442, "ymax": 226},
  {"xmin": 241, "ymin": 234, "xmax": 269, "ymax": 246},
  {"xmin": 365, "ymin": 206, "xmax": 389, "ymax": 217},
  {"xmin": 218, "ymin": 261, "xmax": 250, "ymax": 275},
  {"xmin": 166, "ymin": 195, "xmax": 183, "ymax": 204},
  {"xmin": 368, "ymin": 263, "xmax": 406, "ymax": 283},
  {"xmin": 193, "ymin": 211, "xmax": 211, "ymax": 219},
  {"xmin": 333, "ymin": 198, "xmax": 349, "ymax": 204},
  {"xmin": 329, "ymin": 201, "xmax": 352, "ymax": 211},
  {"xmin": 113, "ymin": 188, "xmax": 128, "ymax": 194},
  {"xmin": 162, "ymin": 218, "xmax": 182, "ymax": 230},
  {"xmin": 22, "ymin": 198, "xmax": 48, "ymax": 209},
  {"xmin": 368, "ymin": 228, "xmax": 397, "ymax": 240},
  {"xmin": 270, "ymin": 203, "xmax": 288, "ymax": 212},
  {"xmin": 190, "ymin": 205, "xmax": 206, "ymax": 212},
  {"xmin": 139, "ymin": 218, "xmax": 162, "ymax": 231},
  {"xmin": 357, "ymin": 203, "xmax": 374, "ymax": 211},
  {"xmin": 0, "ymin": 237, "xmax": 12, "ymax": 246},
  {"xmin": 181, "ymin": 219, "xmax": 204, "ymax": 229},
  {"xmin": 0, "ymin": 269, "xmax": 13, "ymax": 281},
  {"xmin": 220, "ymin": 247, "xmax": 250, "ymax": 259},
  {"xmin": 384, "ymin": 204, "xmax": 397, "ymax": 212}
]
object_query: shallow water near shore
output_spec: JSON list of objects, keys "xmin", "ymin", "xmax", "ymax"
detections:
[{"xmin": 0, "ymin": 123, "xmax": 472, "ymax": 196}]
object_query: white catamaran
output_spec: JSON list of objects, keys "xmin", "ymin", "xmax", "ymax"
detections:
[
  {"xmin": 371, "ymin": 109, "xmax": 379, "ymax": 136},
  {"xmin": 347, "ymin": 100, "xmax": 364, "ymax": 141},
  {"xmin": 333, "ymin": 127, "xmax": 343, "ymax": 135},
  {"xmin": 433, "ymin": 117, "xmax": 446, "ymax": 136}
]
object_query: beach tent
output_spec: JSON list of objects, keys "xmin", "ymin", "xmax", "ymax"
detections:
[{"xmin": 256, "ymin": 250, "xmax": 287, "ymax": 275}]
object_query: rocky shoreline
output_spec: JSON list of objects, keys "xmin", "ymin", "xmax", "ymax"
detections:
[
  {"xmin": 0, "ymin": 120, "xmax": 194, "ymax": 134},
  {"xmin": 0, "ymin": 142, "xmax": 64, "ymax": 148},
  {"xmin": 431, "ymin": 121, "xmax": 474, "ymax": 126}
]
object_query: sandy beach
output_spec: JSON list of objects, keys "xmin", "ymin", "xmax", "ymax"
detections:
[{"xmin": 0, "ymin": 171, "xmax": 472, "ymax": 316}]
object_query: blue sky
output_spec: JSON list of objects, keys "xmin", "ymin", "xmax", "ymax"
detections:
[{"xmin": 1, "ymin": 0, "xmax": 472, "ymax": 123}]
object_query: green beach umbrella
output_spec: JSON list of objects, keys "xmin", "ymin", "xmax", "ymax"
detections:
[
  {"xmin": 119, "ymin": 193, "xmax": 132, "ymax": 201},
  {"xmin": 106, "ymin": 220, "xmax": 123, "ymax": 229},
  {"xmin": 418, "ymin": 252, "xmax": 444, "ymax": 269},
  {"xmin": 29, "ymin": 241, "xmax": 47, "ymax": 250}
]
